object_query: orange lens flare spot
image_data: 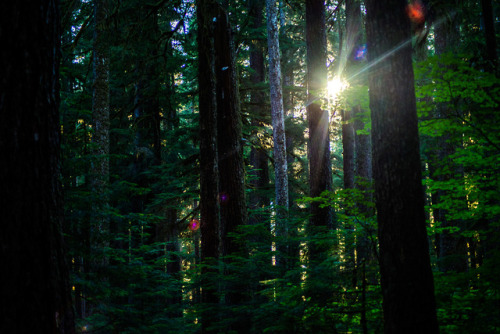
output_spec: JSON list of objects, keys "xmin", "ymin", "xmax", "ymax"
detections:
[
  {"xmin": 406, "ymin": 1, "xmax": 425, "ymax": 24},
  {"xmin": 189, "ymin": 218, "xmax": 200, "ymax": 231}
]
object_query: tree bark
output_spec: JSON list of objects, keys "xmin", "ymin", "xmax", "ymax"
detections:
[
  {"xmin": 305, "ymin": 0, "xmax": 334, "ymax": 313},
  {"xmin": 266, "ymin": 0, "xmax": 289, "ymax": 213},
  {"xmin": 266, "ymin": 0, "xmax": 289, "ymax": 271},
  {"xmin": 213, "ymin": 6, "xmax": 251, "ymax": 332},
  {"xmin": 306, "ymin": 0, "xmax": 332, "ymax": 232},
  {"xmin": 91, "ymin": 0, "xmax": 111, "ymax": 269},
  {"xmin": 196, "ymin": 1, "xmax": 221, "ymax": 332},
  {"xmin": 365, "ymin": 0, "xmax": 439, "ymax": 332},
  {"xmin": 0, "ymin": 1, "xmax": 75, "ymax": 332}
]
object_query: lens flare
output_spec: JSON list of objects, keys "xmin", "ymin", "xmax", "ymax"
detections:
[
  {"xmin": 189, "ymin": 218, "xmax": 200, "ymax": 231},
  {"xmin": 406, "ymin": 0, "xmax": 425, "ymax": 24},
  {"xmin": 219, "ymin": 192, "xmax": 229, "ymax": 204},
  {"xmin": 354, "ymin": 44, "xmax": 367, "ymax": 61}
]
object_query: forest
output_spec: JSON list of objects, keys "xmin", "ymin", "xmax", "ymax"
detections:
[{"xmin": 1, "ymin": 0, "xmax": 499, "ymax": 333}]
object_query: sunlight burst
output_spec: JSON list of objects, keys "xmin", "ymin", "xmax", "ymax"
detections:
[{"xmin": 327, "ymin": 76, "xmax": 349, "ymax": 98}]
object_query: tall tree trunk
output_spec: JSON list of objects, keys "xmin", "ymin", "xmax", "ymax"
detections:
[
  {"xmin": 266, "ymin": 0, "xmax": 289, "ymax": 213},
  {"xmin": 266, "ymin": 0, "xmax": 289, "ymax": 270},
  {"xmin": 306, "ymin": 0, "xmax": 332, "ymax": 231},
  {"xmin": 365, "ymin": 0, "xmax": 439, "ymax": 332},
  {"xmin": 91, "ymin": 0, "xmax": 110, "ymax": 270},
  {"xmin": 305, "ymin": 0, "xmax": 334, "ymax": 314},
  {"xmin": 214, "ymin": 8, "xmax": 249, "ymax": 328},
  {"xmin": 0, "ymin": 1, "xmax": 75, "ymax": 332},
  {"xmin": 346, "ymin": 3, "xmax": 373, "ymax": 307},
  {"xmin": 163, "ymin": 36, "xmax": 183, "ymax": 318},
  {"xmin": 196, "ymin": 1, "xmax": 221, "ymax": 332}
]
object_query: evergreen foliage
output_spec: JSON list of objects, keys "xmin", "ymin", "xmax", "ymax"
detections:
[{"xmin": 53, "ymin": 0, "xmax": 500, "ymax": 332}]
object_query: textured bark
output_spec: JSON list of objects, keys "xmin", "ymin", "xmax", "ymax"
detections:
[
  {"xmin": 346, "ymin": 0, "xmax": 373, "ymax": 286},
  {"xmin": 196, "ymin": 1, "xmax": 220, "ymax": 332},
  {"xmin": 305, "ymin": 0, "xmax": 334, "ymax": 314},
  {"xmin": 306, "ymin": 0, "xmax": 332, "ymax": 233},
  {"xmin": 365, "ymin": 0, "xmax": 439, "ymax": 333},
  {"xmin": 214, "ymin": 7, "xmax": 250, "ymax": 332},
  {"xmin": 0, "ymin": 1, "xmax": 75, "ymax": 332},
  {"xmin": 266, "ymin": 0, "xmax": 289, "ymax": 213},
  {"xmin": 91, "ymin": 0, "xmax": 111, "ymax": 265},
  {"xmin": 266, "ymin": 0, "xmax": 289, "ymax": 273},
  {"xmin": 345, "ymin": 0, "xmax": 363, "ymax": 64},
  {"xmin": 214, "ymin": 7, "xmax": 248, "ymax": 260},
  {"xmin": 306, "ymin": 0, "xmax": 332, "ymax": 268}
]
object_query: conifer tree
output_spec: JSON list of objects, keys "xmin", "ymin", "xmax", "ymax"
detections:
[
  {"xmin": 305, "ymin": 0, "xmax": 334, "ymax": 311},
  {"xmin": 365, "ymin": 0, "xmax": 439, "ymax": 332},
  {"xmin": 197, "ymin": 1, "xmax": 220, "ymax": 332},
  {"xmin": 266, "ymin": 0, "xmax": 289, "ymax": 247},
  {"xmin": 1, "ymin": 0, "xmax": 75, "ymax": 332}
]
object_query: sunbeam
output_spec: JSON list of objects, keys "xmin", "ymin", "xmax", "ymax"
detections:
[{"xmin": 345, "ymin": 11, "xmax": 456, "ymax": 84}]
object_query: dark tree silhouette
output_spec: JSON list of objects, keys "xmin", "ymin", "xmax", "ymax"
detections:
[
  {"xmin": 0, "ymin": 1, "xmax": 75, "ymax": 332},
  {"xmin": 365, "ymin": 0, "xmax": 439, "ymax": 332}
]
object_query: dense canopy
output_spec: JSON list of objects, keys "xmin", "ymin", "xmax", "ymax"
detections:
[{"xmin": 1, "ymin": 0, "xmax": 499, "ymax": 333}]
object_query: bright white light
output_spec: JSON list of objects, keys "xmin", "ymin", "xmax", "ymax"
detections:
[{"xmin": 327, "ymin": 76, "xmax": 348, "ymax": 98}]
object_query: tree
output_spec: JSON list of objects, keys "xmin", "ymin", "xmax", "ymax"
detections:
[
  {"xmin": 0, "ymin": 0, "xmax": 75, "ymax": 332},
  {"xmin": 364, "ymin": 0, "xmax": 439, "ymax": 332},
  {"xmin": 91, "ymin": 0, "xmax": 111, "ymax": 267},
  {"xmin": 214, "ymin": 6, "xmax": 250, "ymax": 330},
  {"xmin": 266, "ymin": 0, "xmax": 289, "ymax": 252},
  {"xmin": 305, "ymin": 0, "xmax": 334, "ymax": 309},
  {"xmin": 306, "ymin": 0, "xmax": 332, "ymax": 232},
  {"xmin": 197, "ymin": 0, "xmax": 221, "ymax": 332}
]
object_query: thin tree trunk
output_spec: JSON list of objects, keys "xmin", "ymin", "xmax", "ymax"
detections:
[
  {"xmin": 365, "ymin": 0, "xmax": 439, "ymax": 332},
  {"xmin": 266, "ymin": 0, "xmax": 289, "ymax": 270},
  {"xmin": 91, "ymin": 0, "xmax": 110, "ymax": 269}
]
